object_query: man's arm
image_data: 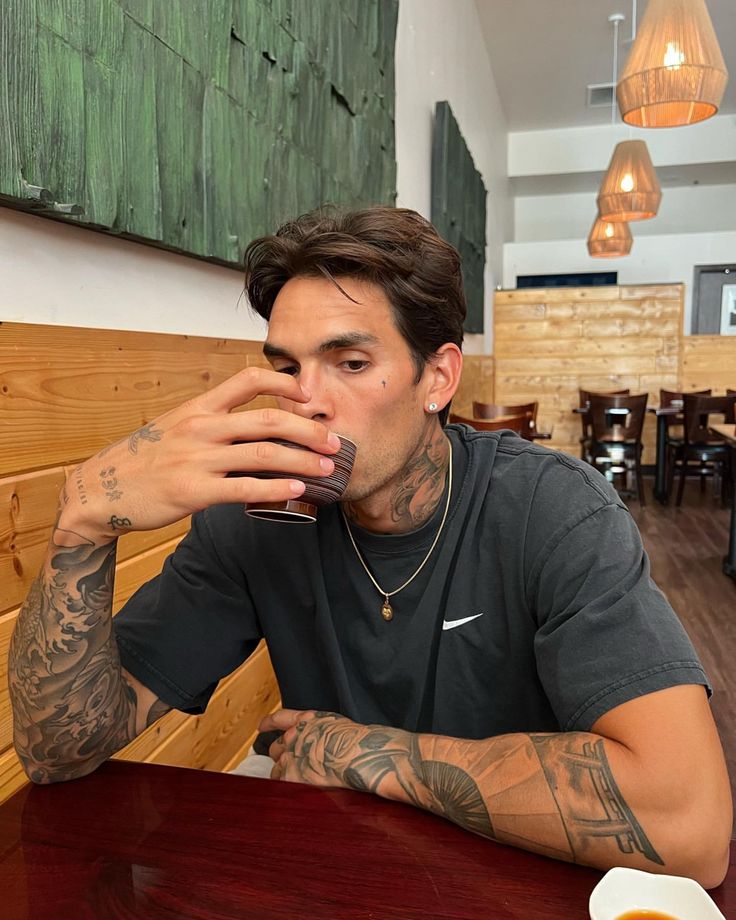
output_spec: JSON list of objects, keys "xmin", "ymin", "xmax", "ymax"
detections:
[
  {"xmin": 9, "ymin": 524, "xmax": 172, "ymax": 783},
  {"xmin": 9, "ymin": 367, "xmax": 341, "ymax": 782},
  {"xmin": 261, "ymin": 684, "xmax": 732, "ymax": 889}
]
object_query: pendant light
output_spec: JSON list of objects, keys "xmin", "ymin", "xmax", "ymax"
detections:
[
  {"xmin": 617, "ymin": 0, "xmax": 728, "ymax": 128},
  {"xmin": 596, "ymin": 13, "xmax": 662, "ymax": 223},
  {"xmin": 587, "ymin": 216, "xmax": 633, "ymax": 258},
  {"xmin": 597, "ymin": 138, "xmax": 661, "ymax": 221}
]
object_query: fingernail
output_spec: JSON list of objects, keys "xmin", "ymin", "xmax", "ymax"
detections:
[
  {"xmin": 289, "ymin": 480, "xmax": 306, "ymax": 495},
  {"xmin": 319, "ymin": 457, "xmax": 334, "ymax": 473},
  {"xmin": 327, "ymin": 432, "xmax": 341, "ymax": 449},
  {"xmin": 300, "ymin": 385, "xmax": 311, "ymax": 400}
]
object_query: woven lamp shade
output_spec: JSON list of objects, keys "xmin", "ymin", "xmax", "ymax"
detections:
[
  {"xmin": 587, "ymin": 217, "xmax": 633, "ymax": 258},
  {"xmin": 617, "ymin": 0, "xmax": 728, "ymax": 127},
  {"xmin": 597, "ymin": 140, "xmax": 661, "ymax": 222}
]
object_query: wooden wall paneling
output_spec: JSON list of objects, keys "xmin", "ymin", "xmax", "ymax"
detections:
[
  {"xmin": 0, "ymin": 612, "xmax": 15, "ymax": 754},
  {"xmin": 681, "ymin": 336, "xmax": 736, "ymax": 392},
  {"xmin": 0, "ymin": 746, "xmax": 25, "ymax": 806},
  {"xmin": 493, "ymin": 284, "xmax": 684, "ymax": 462},
  {"xmin": 0, "ymin": 345, "xmax": 267, "ymax": 476},
  {"xmin": 452, "ymin": 355, "xmax": 494, "ymax": 418}
]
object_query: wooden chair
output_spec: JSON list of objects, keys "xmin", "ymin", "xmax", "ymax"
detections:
[
  {"xmin": 669, "ymin": 394, "xmax": 736, "ymax": 507},
  {"xmin": 472, "ymin": 401, "xmax": 538, "ymax": 441},
  {"xmin": 659, "ymin": 389, "xmax": 712, "ymax": 488},
  {"xmin": 578, "ymin": 389, "xmax": 630, "ymax": 463},
  {"xmin": 450, "ymin": 412, "xmax": 531, "ymax": 438},
  {"xmin": 588, "ymin": 393, "xmax": 648, "ymax": 505}
]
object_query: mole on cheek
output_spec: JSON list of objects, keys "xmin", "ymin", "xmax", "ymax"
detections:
[{"xmin": 381, "ymin": 380, "xmax": 387, "ymax": 388}]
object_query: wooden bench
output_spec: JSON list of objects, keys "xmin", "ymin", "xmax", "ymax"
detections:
[{"xmin": 0, "ymin": 321, "xmax": 282, "ymax": 803}]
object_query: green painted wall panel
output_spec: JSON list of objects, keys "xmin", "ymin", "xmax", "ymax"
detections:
[
  {"xmin": 1, "ymin": 0, "xmax": 397, "ymax": 267},
  {"xmin": 431, "ymin": 101, "xmax": 487, "ymax": 335}
]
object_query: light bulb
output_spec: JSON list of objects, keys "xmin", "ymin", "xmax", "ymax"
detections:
[
  {"xmin": 604, "ymin": 223, "xmax": 614, "ymax": 238},
  {"xmin": 663, "ymin": 41, "xmax": 685, "ymax": 69},
  {"xmin": 620, "ymin": 173, "xmax": 635, "ymax": 193}
]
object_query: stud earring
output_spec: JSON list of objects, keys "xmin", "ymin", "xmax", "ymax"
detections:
[{"xmin": 428, "ymin": 402, "xmax": 438, "ymax": 412}]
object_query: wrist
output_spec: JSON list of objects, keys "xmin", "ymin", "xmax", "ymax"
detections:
[{"xmin": 56, "ymin": 499, "xmax": 120, "ymax": 546}]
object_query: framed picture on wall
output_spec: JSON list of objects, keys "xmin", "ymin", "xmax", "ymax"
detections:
[{"xmin": 721, "ymin": 285, "xmax": 736, "ymax": 336}]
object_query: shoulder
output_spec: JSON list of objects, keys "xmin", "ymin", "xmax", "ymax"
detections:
[{"xmin": 448, "ymin": 423, "xmax": 621, "ymax": 517}]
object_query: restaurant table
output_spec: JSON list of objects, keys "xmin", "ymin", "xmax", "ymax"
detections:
[
  {"xmin": 647, "ymin": 405, "xmax": 681, "ymax": 505},
  {"xmin": 711, "ymin": 422, "xmax": 736, "ymax": 583},
  {"xmin": 2, "ymin": 760, "xmax": 733, "ymax": 919}
]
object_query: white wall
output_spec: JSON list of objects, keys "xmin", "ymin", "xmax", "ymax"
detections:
[
  {"xmin": 395, "ymin": 0, "xmax": 511, "ymax": 354},
  {"xmin": 504, "ymin": 231, "xmax": 736, "ymax": 333},
  {"xmin": 508, "ymin": 116, "xmax": 736, "ymax": 178},
  {"xmin": 515, "ymin": 184, "xmax": 736, "ymax": 243},
  {"xmin": 0, "ymin": 207, "xmax": 265, "ymax": 338},
  {"xmin": 1, "ymin": 4, "xmax": 508, "ymax": 356}
]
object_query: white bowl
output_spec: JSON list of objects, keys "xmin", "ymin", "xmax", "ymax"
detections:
[{"xmin": 589, "ymin": 867, "xmax": 725, "ymax": 920}]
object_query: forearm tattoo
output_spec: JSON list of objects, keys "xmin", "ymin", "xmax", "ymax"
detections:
[
  {"xmin": 288, "ymin": 715, "xmax": 663, "ymax": 868},
  {"xmin": 9, "ymin": 529, "xmax": 144, "ymax": 782}
]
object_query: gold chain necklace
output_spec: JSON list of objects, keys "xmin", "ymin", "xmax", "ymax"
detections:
[{"xmin": 341, "ymin": 443, "xmax": 453, "ymax": 622}]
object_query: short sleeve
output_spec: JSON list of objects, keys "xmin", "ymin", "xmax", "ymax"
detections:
[
  {"xmin": 530, "ymin": 502, "xmax": 709, "ymax": 732},
  {"xmin": 113, "ymin": 509, "xmax": 262, "ymax": 714}
]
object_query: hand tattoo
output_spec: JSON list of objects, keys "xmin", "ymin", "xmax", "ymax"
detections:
[{"xmin": 128, "ymin": 423, "xmax": 163, "ymax": 455}]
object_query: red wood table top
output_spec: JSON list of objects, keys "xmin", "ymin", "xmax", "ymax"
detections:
[{"xmin": 1, "ymin": 760, "xmax": 733, "ymax": 919}]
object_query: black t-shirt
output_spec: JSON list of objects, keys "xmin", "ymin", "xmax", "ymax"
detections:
[{"xmin": 114, "ymin": 425, "xmax": 707, "ymax": 738}]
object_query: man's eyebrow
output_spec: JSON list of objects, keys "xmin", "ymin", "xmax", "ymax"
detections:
[{"xmin": 263, "ymin": 332, "xmax": 379, "ymax": 360}]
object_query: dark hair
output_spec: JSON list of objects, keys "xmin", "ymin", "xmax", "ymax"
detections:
[{"xmin": 244, "ymin": 206, "xmax": 466, "ymax": 425}]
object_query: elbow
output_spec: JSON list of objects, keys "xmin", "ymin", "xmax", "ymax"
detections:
[
  {"xmin": 664, "ymin": 802, "xmax": 733, "ymax": 890},
  {"xmin": 15, "ymin": 745, "xmax": 106, "ymax": 786}
]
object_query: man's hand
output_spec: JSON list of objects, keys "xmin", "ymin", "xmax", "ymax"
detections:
[
  {"xmin": 260, "ymin": 709, "xmax": 366, "ymax": 788},
  {"xmin": 58, "ymin": 367, "xmax": 342, "ymax": 542}
]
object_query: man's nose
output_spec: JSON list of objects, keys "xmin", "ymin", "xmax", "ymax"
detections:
[{"xmin": 291, "ymin": 368, "xmax": 333, "ymax": 422}]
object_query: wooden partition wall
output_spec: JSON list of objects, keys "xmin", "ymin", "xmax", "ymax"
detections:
[
  {"xmin": 0, "ymin": 322, "xmax": 282, "ymax": 804},
  {"xmin": 453, "ymin": 354, "xmax": 495, "ymax": 417},
  {"xmin": 494, "ymin": 284, "xmax": 685, "ymax": 463}
]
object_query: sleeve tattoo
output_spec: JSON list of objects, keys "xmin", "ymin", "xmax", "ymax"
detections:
[
  {"xmin": 287, "ymin": 714, "xmax": 663, "ymax": 867},
  {"xmin": 8, "ymin": 528, "xmax": 166, "ymax": 782}
]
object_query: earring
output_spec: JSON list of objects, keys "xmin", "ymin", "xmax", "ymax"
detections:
[{"xmin": 428, "ymin": 402, "xmax": 438, "ymax": 412}]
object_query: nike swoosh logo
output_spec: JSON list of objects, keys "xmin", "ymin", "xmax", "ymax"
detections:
[{"xmin": 442, "ymin": 613, "xmax": 484, "ymax": 631}]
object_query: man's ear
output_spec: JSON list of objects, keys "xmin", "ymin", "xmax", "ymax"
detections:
[{"xmin": 424, "ymin": 344, "xmax": 463, "ymax": 414}]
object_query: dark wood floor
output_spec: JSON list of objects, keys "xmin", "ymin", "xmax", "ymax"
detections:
[{"xmin": 624, "ymin": 480, "xmax": 736, "ymax": 805}]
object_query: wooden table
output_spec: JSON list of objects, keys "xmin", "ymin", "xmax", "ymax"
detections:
[
  {"xmin": 711, "ymin": 423, "xmax": 736, "ymax": 583},
  {"xmin": 2, "ymin": 760, "xmax": 733, "ymax": 919}
]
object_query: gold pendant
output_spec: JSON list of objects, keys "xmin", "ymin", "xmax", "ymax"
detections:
[{"xmin": 381, "ymin": 599, "xmax": 393, "ymax": 621}]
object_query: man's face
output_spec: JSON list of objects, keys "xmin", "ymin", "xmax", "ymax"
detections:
[{"xmin": 264, "ymin": 275, "xmax": 435, "ymax": 502}]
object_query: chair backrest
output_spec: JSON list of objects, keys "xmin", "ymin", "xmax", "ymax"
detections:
[
  {"xmin": 659, "ymin": 388, "xmax": 711, "ymax": 408},
  {"xmin": 473, "ymin": 400, "xmax": 538, "ymax": 427},
  {"xmin": 588, "ymin": 393, "xmax": 648, "ymax": 442},
  {"xmin": 450, "ymin": 412, "xmax": 530, "ymax": 438},
  {"xmin": 579, "ymin": 389, "xmax": 631, "ymax": 440},
  {"xmin": 578, "ymin": 388, "xmax": 630, "ymax": 408},
  {"xmin": 682, "ymin": 393, "xmax": 736, "ymax": 444}
]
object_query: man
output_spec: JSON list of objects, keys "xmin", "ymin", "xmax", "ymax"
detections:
[{"xmin": 9, "ymin": 207, "xmax": 732, "ymax": 887}]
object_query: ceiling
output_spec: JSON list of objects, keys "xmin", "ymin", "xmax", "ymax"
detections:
[{"xmin": 475, "ymin": 0, "xmax": 736, "ymax": 132}]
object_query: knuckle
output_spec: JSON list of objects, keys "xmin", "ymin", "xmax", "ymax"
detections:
[
  {"xmin": 259, "ymin": 407, "xmax": 279, "ymax": 429},
  {"xmin": 174, "ymin": 414, "xmax": 202, "ymax": 438},
  {"xmin": 254, "ymin": 441, "xmax": 274, "ymax": 464}
]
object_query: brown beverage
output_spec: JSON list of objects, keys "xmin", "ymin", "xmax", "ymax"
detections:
[{"xmin": 615, "ymin": 911, "xmax": 679, "ymax": 920}]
